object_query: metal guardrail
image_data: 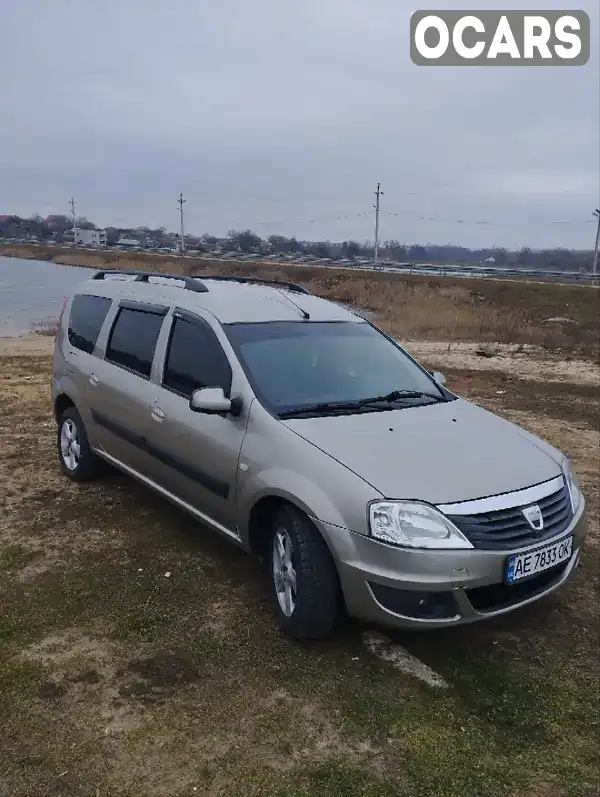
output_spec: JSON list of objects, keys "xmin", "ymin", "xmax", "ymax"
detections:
[{"xmin": 194, "ymin": 256, "xmax": 598, "ymax": 284}]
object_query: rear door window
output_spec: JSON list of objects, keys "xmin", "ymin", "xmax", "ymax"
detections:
[
  {"xmin": 67, "ymin": 294, "xmax": 112, "ymax": 354},
  {"xmin": 106, "ymin": 306, "xmax": 166, "ymax": 378},
  {"xmin": 163, "ymin": 314, "xmax": 232, "ymax": 398}
]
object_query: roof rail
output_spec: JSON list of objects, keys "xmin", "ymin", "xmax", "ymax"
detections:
[
  {"xmin": 197, "ymin": 274, "xmax": 310, "ymax": 295},
  {"xmin": 92, "ymin": 270, "xmax": 209, "ymax": 293},
  {"xmin": 91, "ymin": 270, "xmax": 310, "ymax": 296}
]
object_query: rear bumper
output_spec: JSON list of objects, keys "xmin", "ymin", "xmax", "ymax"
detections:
[{"xmin": 320, "ymin": 500, "xmax": 586, "ymax": 629}]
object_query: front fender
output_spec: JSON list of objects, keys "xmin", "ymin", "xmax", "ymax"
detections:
[{"xmin": 237, "ymin": 467, "xmax": 373, "ymax": 541}]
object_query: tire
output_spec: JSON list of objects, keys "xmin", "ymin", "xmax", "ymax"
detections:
[
  {"xmin": 57, "ymin": 406, "xmax": 103, "ymax": 482},
  {"xmin": 267, "ymin": 504, "xmax": 341, "ymax": 641}
]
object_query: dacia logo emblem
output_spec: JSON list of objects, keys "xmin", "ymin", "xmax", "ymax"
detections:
[{"xmin": 522, "ymin": 504, "xmax": 544, "ymax": 531}]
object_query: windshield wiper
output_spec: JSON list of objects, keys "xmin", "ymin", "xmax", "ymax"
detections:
[
  {"xmin": 278, "ymin": 400, "xmax": 386, "ymax": 419},
  {"xmin": 358, "ymin": 389, "xmax": 447, "ymax": 405},
  {"xmin": 278, "ymin": 390, "xmax": 446, "ymax": 419}
]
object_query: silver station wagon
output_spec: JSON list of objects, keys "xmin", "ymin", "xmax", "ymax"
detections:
[{"xmin": 51, "ymin": 271, "xmax": 586, "ymax": 640}]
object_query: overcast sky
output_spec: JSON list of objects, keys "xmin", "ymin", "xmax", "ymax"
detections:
[{"xmin": 1, "ymin": 0, "xmax": 598, "ymax": 248}]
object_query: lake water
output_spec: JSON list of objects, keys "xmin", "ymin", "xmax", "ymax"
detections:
[
  {"xmin": 0, "ymin": 256, "xmax": 95, "ymax": 337},
  {"xmin": 0, "ymin": 255, "xmax": 375, "ymax": 337}
]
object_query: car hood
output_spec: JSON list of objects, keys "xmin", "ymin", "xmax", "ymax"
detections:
[{"xmin": 281, "ymin": 398, "xmax": 562, "ymax": 504}]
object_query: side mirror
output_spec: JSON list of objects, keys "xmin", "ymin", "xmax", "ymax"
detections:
[
  {"xmin": 431, "ymin": 371, "xmax": 447, "ymax": 386},
  {"xmin": 190, "ymin": 387, "xmax": 232, "ymax": 415}
]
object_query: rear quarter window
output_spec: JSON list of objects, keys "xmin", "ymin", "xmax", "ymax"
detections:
[{"xmin": 67, "ymin": 294, "xmax": 112, "ymax": 354}]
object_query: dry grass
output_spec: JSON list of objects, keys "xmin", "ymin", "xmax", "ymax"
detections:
[
  {"xmin": 2, "ymin": 244, "xmax": 599, "ymax": 357},
  {"xmin": 0, "ymin": 332, "xmax": 599, "ymax": 796}
]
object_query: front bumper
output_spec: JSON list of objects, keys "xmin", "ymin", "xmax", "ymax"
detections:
[{"xmin": 320, "ymin": 500, "xmax": 586, "ymax": 629}]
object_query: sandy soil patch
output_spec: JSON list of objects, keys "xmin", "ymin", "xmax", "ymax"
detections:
[
  {"xmin": 404, "ymin": 341, "xmax": 599, "ymax": 387},
  {"xmin": 0, "ymin": 333, "xmax": 55, "ymax": 356}
]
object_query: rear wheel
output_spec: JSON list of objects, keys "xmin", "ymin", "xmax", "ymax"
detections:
[
  {"xmin": 267, "ymin": 504, "xmax": 341, "ymax": 641},
  {"xmin": 57, "ymin": 407, "xmax": 102, "ymax": 482}
]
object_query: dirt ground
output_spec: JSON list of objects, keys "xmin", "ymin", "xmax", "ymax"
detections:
[{"xmin": 0, "ymin": 334, "xmax": 598, "ymax": 797}]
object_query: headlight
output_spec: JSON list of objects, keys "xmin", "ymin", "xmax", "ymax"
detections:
[
  {"xmin": 368, "ymin": 501, "xmax": 474, "ymax": 550},
  {"xmin": 563, "ymin": 458, "xmax": 582, "ymax": 513}
]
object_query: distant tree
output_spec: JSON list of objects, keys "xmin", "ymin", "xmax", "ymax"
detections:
[
  {"xmin": 76, "ymin": 216, "xmax": 96, "ymax": 230},
  {"xmin": 409, "ymin": 244, "xmax": 428, "ymax": 261},
  {"xmin": 201, "ymin": 234, "xmax": 219, "ymax": 248},
  {"xmin": 315, "ymin": 242, "xmax": 331, "ymax": 258},
  {"xmin": 546, "ymin": 248, "xmax": 573, "ymax": 269},
  {"xmin": 517, "ymin": 247, "xmax": 532, "ymax": 266},
  {"xmin": 104, "ymin": 227, "xmax": 119, "ymax": 245},
  {"xmin": 268, "ymin": 234, "xmax": 292, "ymax": 254},
  {"xmin": 341, "ymin": 240, "xmax": 360, "ymax": 259},
  {"xmin": 226, "ymin": 229, "xmax": 262, "ymax": 253},
  {"xmin": 44, "ymin": 214, "xmax": 72, "ymax": 235},
  {"xmin": 361, "ymin": 240, "xmax": 374, "ymax": 258},
  {"xmin": 385, "ymin": 240, "xmax": 407, "ymax": 261},
  {"xmin": 25, "ymin": 214, "xmax": 46, "ymax": 239}
]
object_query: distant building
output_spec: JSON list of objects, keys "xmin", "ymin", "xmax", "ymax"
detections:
[
  {"xmin": 483, "ymin": 256, "xmax": 496, "ymax": 264},
  {"xmin": 75, "ymin": 228, "xmax": 107, "ymax": 246}
]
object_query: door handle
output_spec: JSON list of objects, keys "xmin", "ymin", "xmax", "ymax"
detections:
[
  {"xmin": 89, "ymin": 374, "xmax": 99, "ymax": 387},
  {"xmin": 151, "ymin": 407, "xmax": 165, "ymax": 422}
]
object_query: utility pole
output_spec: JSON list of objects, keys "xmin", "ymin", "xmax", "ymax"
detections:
[
  {"xmin": 177, "ymin": 192, "xmax": 186, "ymax": 254},
  {"xmin": 69, "ymin": 196, "xmax": 77, "ymax": 240},
  {"xmin": 593, "ymin": 208, "xmax": 600, "ymax": 277},
  {"xmin": 373, "ymin": 183, "xmax": 383, "ymax": 268}
]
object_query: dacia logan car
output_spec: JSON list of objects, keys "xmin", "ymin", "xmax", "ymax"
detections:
[{"xmin": 51, "ymin": 270, "xmax": 586, "ymax": 640}]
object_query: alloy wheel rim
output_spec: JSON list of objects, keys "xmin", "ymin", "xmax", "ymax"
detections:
[
  {"xmin": 272, "ymin": 528, "xmax": 297, "ymax": 617},
  {"xmin": 60, "ymin": 419, "xmax": 81, "ymax": 471}
]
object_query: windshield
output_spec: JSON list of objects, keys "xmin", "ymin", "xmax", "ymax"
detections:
[{"xmin": 224, "ymin": 321, "xmax": 448, "ymax": 416}]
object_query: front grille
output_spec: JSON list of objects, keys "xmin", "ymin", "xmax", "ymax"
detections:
[
  {"xmin": 446, "ymin": 483, "xmax": 573, "ymax": 551},
  {"xmin": 466, "ymin": 562, "xmax": 569, "ymax": 612}
]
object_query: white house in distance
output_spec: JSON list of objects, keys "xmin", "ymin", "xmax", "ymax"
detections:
[{"xmin": 75, "ymin": 228, "xmax": 107, "ymax": 246}]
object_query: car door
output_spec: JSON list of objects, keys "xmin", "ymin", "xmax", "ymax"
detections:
[
  {"xmin": 87, "ymin": 299, "xmax": 168, "ymax": 477},
  {"xmin": 144, "ymin": 308, "xmax": 248, "ymax": 532}
]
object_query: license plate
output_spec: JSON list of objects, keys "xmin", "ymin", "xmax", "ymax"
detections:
[{"xmin": 506, "ymin": 536, "xmax": 573, "ymax": 584}]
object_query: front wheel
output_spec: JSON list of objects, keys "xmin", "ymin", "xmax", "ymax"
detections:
[{"xmin": 268, "ymin": 505, "xmax": 341, "ymax": 641}]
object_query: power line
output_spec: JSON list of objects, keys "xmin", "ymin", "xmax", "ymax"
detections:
[
  {"xmin": 178, "ymin": 207, "xmax": 594, "ymax": 230},
  {"xmin": 222, "ymin": 210, "xmax": 374, "ymax": 228},
  {"xmin": 384, "ymin": 211, "xmax": 596, "ymax": 226}
]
